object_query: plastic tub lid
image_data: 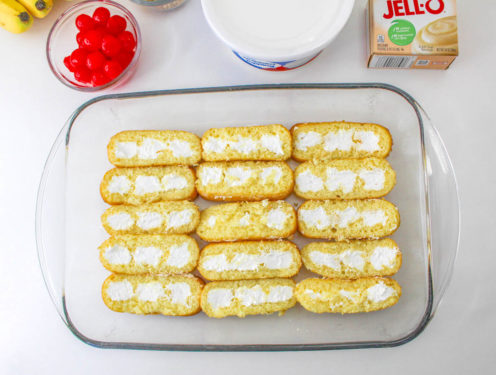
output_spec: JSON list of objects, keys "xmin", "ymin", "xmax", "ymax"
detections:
[{"xmin": 201, "ymin": 0, "xmax": 355, "ymax": 61}]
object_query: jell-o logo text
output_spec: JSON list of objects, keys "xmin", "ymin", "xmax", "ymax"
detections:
[{"xmin": 383, "ymin": 0, "xmax": 445, "ymax": 19}]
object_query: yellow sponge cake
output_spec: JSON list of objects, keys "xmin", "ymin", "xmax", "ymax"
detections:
[
  {"xmin": 301, "ymin": 239, "xmax": 401, "ymax": 278},
  {"xmin": 201, "ymin": 278, "xmax": 296, "ymax": 318},
  {"xmin": 296, "ymin": 277, "xmax": 401, "ymax": 314},
  {"xmin": 99, "ymin": 235, "xmax": 199, "ymax": 275},
  {"xmin": 102, "ymin": 274, "xmax": 204, "ymax": 316},
  {"xmin": 297, "ymin": 199, "xmax": 399, "ymax": 240},
  {"xmin": 198, "ymin": 240, "xmax": 301, "ymax": 281},
  {"xmin": 100, "ymin": 166, "xmax": 196, "ymax": 205},
  {"xmin": 196, "ymin": 200, "xmax": 297, "ymax": 242},
  {"xmin": 196, "ymin": 161, "xmax": 293, "ymax": 201},
  {"xmin": 101, "ymin": 201, "xmax": 200, "ymax": 235},
  {"xmin": 107, "ymin": 130, "xmax": 201, "ymax": 167},
  {"xmin": 201, "ymin": 124, "xmax": 291, "ymax": 161},
  {"xmin": 291, "ymin": 122, "xmax": 392, "ymax": 161},
  {"xmin": 294, "ymin": 158, "xmax": 396, "ymax": 200}
]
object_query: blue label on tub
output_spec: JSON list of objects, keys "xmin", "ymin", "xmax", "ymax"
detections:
[{"xmin": 233, "ymin": 51, "xmax": 321, "ymax": 71}]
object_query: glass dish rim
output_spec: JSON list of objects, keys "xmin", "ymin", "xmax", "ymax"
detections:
[{"xmin": 37, "ymin": 82, "xmax": 452, "ymax": 351}]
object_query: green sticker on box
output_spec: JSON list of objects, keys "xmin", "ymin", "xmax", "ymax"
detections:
[{"xmin": 388, "ymin": 19, "xmax": 416, "ymax": 46}]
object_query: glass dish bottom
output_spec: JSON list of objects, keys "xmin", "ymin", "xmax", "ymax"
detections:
[{"xmin": 36, "ymin": 83, "xmax": 459, "ymax": 351}]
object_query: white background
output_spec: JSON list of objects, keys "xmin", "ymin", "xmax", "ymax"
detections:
[{"xmin": 1, "ymin": 0, "xmax": 495, "ymax": 373}]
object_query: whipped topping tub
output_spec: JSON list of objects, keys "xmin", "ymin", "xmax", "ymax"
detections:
[
  {"xmin": 201, "ymin": 0, "xmax": 355, "ymax": 70},
  {"xmin": 37, "ymin": 84, "xmax": 459, "ymax": 350}
]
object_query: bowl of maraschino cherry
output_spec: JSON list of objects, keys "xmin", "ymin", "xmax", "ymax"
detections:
[{"xmin": 47, "ymin": 0, "xmax": 141, "ymax": 91}]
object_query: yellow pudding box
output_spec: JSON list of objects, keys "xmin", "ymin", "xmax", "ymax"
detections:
[{"xmin": 367, "ymin": 0, "xmax": 458, "ymax": 69}]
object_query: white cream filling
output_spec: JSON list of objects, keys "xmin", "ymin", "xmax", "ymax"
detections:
[
  {"xmin": 134, "ymin": 176, "xmax": 162, "ymax": 195},
  {"xmin": 136, "ymin": 282, "xmax": 164, "ymax": 302},
  {"xmin": 162, "ymin": 174, "xmax": 188, "ymax": 191},
  {"xmin": 108, "ymin": 176, "xmax": 131, "ymax": 194},
  {"xmin": 309, "ymin": 250, "xmax": 340, "ymax": 270},
  {"xmin": 138, "ymin": 138, "xmax": 167, "ymax": 159},
  {"xmin": 267, "ymin": 286, "xmax": 293, "ymax": 303},
  {"xmin": 324, "ymin": 130, "xmax": 353, "ymax": 151},
  {"xmin": 114, "ymin": 142, "xmax": 137, "ymax": 159},
  {"xmin": 200, "ymin": 167, "xmax": 223, "ymax": 185},
  {"xmin": 235, "ymin": 285, "xmax": 266, "ymax": 306},
  {"xmin": 107, "ymin": 213, "xmax": 134, "ymax": 230},
  {"xmin": 340, "ymin": 250, "xmax": 365, "ymax": 270},
  {"xmin": 339, "ymin": 290, "xmax": 358, "ymax": 302},
  {"xmin": 366, "ymin": 281, "xmax": 396, "ymax": 303},
  {"xmin": 355, "ymin": 131, "xmax": 380, "ymax": 151},
  {"xmin": 326, "ymin": 168, "xmax": 357, "ymax": 193},
  {"xmin": 226, "ymin": 167, "xmax": 252, "ymax": 187},
  {"xmin": 137, "ymin": 212, "xmax": 163, "ymax": 230},
  {"xmin": 104, "ymin": 245, "xmax": 132, "ymax": 265},
  {"xmin": 107, "ymin": 280, "xmax": 134, "ymax": 301},
  {"xmin": 359, "ymin": 168, "xmax": 385, "ymax": 190},
  {"xmin": 167, "ymin": 140, "xmax": 193, "ymax": 158},
  {"xmin": 118, "ymin": 138, "xmax": 194, "ymax": 160},
  {"xmin": 167, "ymin": 209, "xmax": 192, "ymax": 228},
  {"xmin": 260, "ymin": 166, "xmax": 283, "ymax": 184},
  {"xmin": 203, "ymin": 137, "xmax": 228, "ymax": 153},
  {"xmin": 370, "ymin": 246, "xmax": 398, "ymax": 270},
  {"xmin": 299, "ymin": 207, "xmax": 331, "ymax": 230},
  {"xmin": 300, "ymin": 207, "xmax": 388, "ymax": 229},
  {"xmin": 338, "ymin": 207, "xmax": 360, "ymax": 228},
  {"xmin": 296, "ymin": 170, "xmax": 324, "ymax": 192},
  {"xmin": 203, "ymin": 135, "xmax": 284, "ymax": 155},
  {"xmin": 309, "ymin": 250, "xmax": 365, "ymax": 270},
  {"xmin": 260, "ymin": 135, "xmax": 283, "ymax": 155},
  {"xmin": 304, "ymin": 130, "xmax": 380, "ymax": 153},
  {"xmin": 166, "ymin": 242, "xmax": 191, "ymax": 268},
  {"xmin": 234, "ymin": 285, "xmax": 292, "ymax": 306},
  {"xmin": 361, "ymin": 210, "xmax": 387, "ymax": 226},
  {"xmin": 207, "ymin": 288, "xmax": 233, "ymax": 309},
  {"xmin": 209, "ymin": 285, "xmax": 293, "ymax": 308},
  {"xmin": 201, "ymin": 165, "xmax": 283, "ymax": 187},
  {"xmin": 295, "ymin": 131, "xmax": 322, "ymax": 151},
  {"xmin": 165, "ymin": 282, "xmax": 191, "ymax": 305},
  {"xmin": 202, "ymin": 250, "xmax": 293, "ymax": 272},
  {"xmin": 134, "ymin": 246, "xmax": 162, "ymax": 267},
  {"xmin": 238, "ymin": 213, "xmax": 251, "ymax": 226},
  {"xmin": 263, "ymin": 251, "xmax": 293, "ymax": 270},
  {"xmin": 266, "ymin": 208, "xmax": 288, "ymax": 230},
  {"xmin": 207, "ymin": 216, "xmax": 217, "ymax": 227},
  {"xmin": 298, "ymin": 167, "xmax": 386, "ymax": 194},
  {"xmin": 231, "ymin": 136, "xmax": 257, "ymax": 154},
  {"xmin": 304, "ymin": 289, "xmax": 324, "ymax": 300},
  {"xmin": 107, "ymin": 280, "xmax": 192, "ymax": 305}
]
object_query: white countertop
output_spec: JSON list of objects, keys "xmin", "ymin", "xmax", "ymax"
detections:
[{"xmin": 1, "ymin": 0, "xmax": 495, "ymax": 373}]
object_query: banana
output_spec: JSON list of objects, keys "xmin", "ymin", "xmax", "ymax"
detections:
[
  {"xmin": 17, "ymin": 0, "xmax": 52, "ymax": 19},
  {"xmin": 0, "ymin": 0, "xmax": 33, "ymax": 34}
]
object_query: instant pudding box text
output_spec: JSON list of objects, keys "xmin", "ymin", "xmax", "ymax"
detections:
[{"xmin": 367, "ymin": 0, "xmax": 458, "ymax": 69}]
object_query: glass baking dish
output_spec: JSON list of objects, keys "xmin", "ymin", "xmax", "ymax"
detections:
[{"xmin": 36, "ymin": 83, "xmax": 459, "ymax": 351}]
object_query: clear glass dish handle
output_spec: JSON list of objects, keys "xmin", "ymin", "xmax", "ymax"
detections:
[
  {"xmin": 36, "ymin": 120, "xmax": 70, "ymax": 325},
  {"xmin": 417, "ymin": 103, "xmax": 460, "ymax": 316}
]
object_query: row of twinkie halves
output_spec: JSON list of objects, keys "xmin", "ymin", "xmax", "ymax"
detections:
[
  {"xmin": 102, "ymin": 274, "xmax": 401, "ymax": 318},
  {"xmin": 100, "ymin": 208, "xmax": 401, "ymax": 317},
  {"xmin": 102, "ymin": 122, "xmax": 395, "ymax": 204},
  {"xmin": 101, "ymin": 199, "xmax": 399, "ymax": 241}
]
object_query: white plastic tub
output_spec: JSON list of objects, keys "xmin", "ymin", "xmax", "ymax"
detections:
[{"xmin": 201, "ymin": 0, "xmax": 355, "ymax": 70}]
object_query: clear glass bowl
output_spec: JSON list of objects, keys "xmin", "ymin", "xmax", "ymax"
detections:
[
  {"xmin": 36, "ymin": 83, "xmax": 460, "ymax": 351},
  {"xmin": 46, "ymin": 0, "xmax": 142, "ymax": 92}
]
